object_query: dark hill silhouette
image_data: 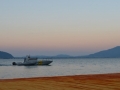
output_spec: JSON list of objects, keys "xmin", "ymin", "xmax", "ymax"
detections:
[
  {"xmin": 85, "ymin": 46, "xmax": 120, "ymax": 58},
  {"xmin": 0, "ymin": 51, "xmax": 14, "ymax": 59}
]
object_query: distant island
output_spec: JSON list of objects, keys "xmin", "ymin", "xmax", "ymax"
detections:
[
  {"xmin": 1, "ymin": 46, "xmax": 120, "ymax": 59},
  {"xmin": 0, "ymin": 51, "xmax": 14, "ymax": 59}
]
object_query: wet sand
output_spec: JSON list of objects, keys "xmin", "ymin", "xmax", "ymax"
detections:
[{"xmin": 0, "ymin": 73, "xmax": 120, "ymax": 90}]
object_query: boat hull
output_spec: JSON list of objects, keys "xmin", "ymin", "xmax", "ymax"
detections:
[
  {"xmin": 37, "ymin": 61, "xmax": 53, "ymax": 65},
  {"xmin": 12, "ymin": 60, "xmax": 52, "ymax": 66}
]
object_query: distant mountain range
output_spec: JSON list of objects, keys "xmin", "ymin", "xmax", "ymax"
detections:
[
  {"xmin": 0, "ymin": 51, "xmax": 14, "ymax": 59},
  {"xmin": 34, "ymin": 46, "xmax": 120, "ymax": 58},
  {"xmin": 1, "ymin": 46, "xmax": 120, "ymax": 59},
  {"xmin": 25, "ymin": 54, "xmax": 72, "ymax": 59}
]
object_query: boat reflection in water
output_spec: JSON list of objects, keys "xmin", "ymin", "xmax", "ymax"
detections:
[{"xmin": 12, "ymin": 55, "xmax": 52, "ymax": 66}]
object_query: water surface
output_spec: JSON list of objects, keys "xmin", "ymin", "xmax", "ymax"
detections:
[{"xmin": 0, "ymin": 58, "xmax": 120, "ymax": 79}]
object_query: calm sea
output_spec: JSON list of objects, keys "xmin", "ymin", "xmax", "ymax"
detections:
[{"xmin": 0, "ymin": 58, "xmax": 120, "ymax": 79}]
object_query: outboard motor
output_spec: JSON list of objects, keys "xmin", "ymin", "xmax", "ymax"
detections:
[{"xmin": 12, "ymin": 62, "xmax": 17, "ymax": 65}]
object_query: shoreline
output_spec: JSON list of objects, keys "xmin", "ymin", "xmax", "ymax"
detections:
[
  {"xmin": 0, "ymin": 72, "xmax": 120, "ymax": 80},
  {"xmin": 0, "ymin": 73, "xmax": 120, "ymax": 90}
]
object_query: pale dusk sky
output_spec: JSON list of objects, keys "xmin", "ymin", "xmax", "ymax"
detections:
[{"xmin": 0, "ymin": 0, "xmax": 120, "ymax": 56}]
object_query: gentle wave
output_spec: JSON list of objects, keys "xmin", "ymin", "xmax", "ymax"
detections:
[{"xmin": 0, "ymin": 64, "xmax": 12, "ymax": 66}]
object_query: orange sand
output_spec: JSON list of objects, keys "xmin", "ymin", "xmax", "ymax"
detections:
[{"xmin": 0, "ymin": 73, "xmax": 120, "ymax": 90}]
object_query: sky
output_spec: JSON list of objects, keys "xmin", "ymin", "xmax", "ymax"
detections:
[{"xmin": 0, "ymin": 0, "xmax": 120, "ymax": 57}]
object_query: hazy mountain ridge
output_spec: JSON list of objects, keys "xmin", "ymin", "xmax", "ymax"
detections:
[
  {"xmin": 85, "ymin": 46, "xmax": 120, "ymax": 58},
  {"xmin": 1, "ymin": 46, "xmax": 120, "ymax": 59},
  {"xmin": 33, "ymin": 46, "xmax": 120, "ymax": 58},
  {"xmin": 31, "ymin": 54, "xmax": 72, "ymax": 59},
  {"xmin": 40, "ymin": 46, "xmax": 120, "ymax": 58},
  {"xmin": 0, "ymin": 51, "xmax": 14, "ymax": 59}
]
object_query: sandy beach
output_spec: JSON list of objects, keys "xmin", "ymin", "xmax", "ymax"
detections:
[{"xmin": 0, "ymin": 73, "xmax": 120, "ymax": 90}]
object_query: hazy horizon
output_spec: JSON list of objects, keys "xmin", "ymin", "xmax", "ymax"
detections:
[{"xmin": 0, "ymin": 0, "xmax": 120, "ymax": 57}]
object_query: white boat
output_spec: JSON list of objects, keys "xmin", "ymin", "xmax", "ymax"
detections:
[{"xmin": 12, "ymin": 55, "xmax": 52, "ymax": 66}]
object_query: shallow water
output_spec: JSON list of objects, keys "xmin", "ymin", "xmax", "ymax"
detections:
[{"xmin": 0, "ymin": 58, "xmax": 120, "ymax": 79}]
